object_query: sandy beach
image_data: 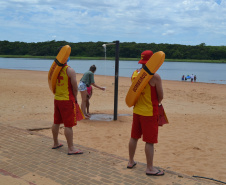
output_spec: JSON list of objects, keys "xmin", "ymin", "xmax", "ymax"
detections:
[{"xmin": 1, "ymin": 68, "xmax": 226, "ymax": 183}]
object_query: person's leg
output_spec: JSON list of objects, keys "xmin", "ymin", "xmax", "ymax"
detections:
[
  {"xmin": 80, "ymin": 91, "xmax": 89, "ymax": 118},
  {"xmin": 145, "ymin": 142, "xmax": 154, "ymax": 170},
  {"xmin": 64, "ymin": 127, "xmax": 74, "ymax": 151},
  {"xmin": 145, "ymin": 142, "xmax": 164, "ymax": 175},
  {"xmin": 64, "ymin": 127, "xmax": 83, "ymax": 154},
  {"xmin": 128, "ymin": 137, "xmax": 138, "ymax": 167},
  {"xmin": 128, "ymin": 113, "xmax": 141, "ymax": 168},
  {"xmin": 52, "ymin": 124, "xmax": 61, "ymax": 148},
  {"xmin": 86, "ymin": 96, "xmax": 90, "ymax": 115},
  {"xmin": 141, "ymin": 115, "xmax": 163, "ymax": 175}
]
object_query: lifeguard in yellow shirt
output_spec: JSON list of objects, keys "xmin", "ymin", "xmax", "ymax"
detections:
[
  {"xmin": 127, "ymin": 50, "xmax": 165, "ymax": 176},
  {"xmin": 52, "ymin": 47, "xmax": 84, "ymax": 155}
]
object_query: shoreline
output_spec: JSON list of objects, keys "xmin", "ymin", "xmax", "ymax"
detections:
[
  {"xmin": 1, "ymin": 55, "xmax": 226, "ymax": 63},
  {"xmin": 1, "ymin": 68, "xmax": 226, "ymax": 86},
  {"xmin": 1, "ymin": 69, "xmax": 226, "ymax": 182}
]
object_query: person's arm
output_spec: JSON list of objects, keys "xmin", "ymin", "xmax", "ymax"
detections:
[
  {"xmin": 67, "ymin": 67, "xmax": 78, "ymax": 101},
  {"xmin": 154, "ymin": 73, "xmax": 163, "ymax": 104},
  {"xmin": 89, "ymin": 73, "xmax": 105, "ymax": 90},
  {"xmin": 91, "ymin": 83, "xmax": 105, "ymax": 91}
]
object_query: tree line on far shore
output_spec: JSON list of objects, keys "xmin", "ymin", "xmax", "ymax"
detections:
[{"xmin": 0, "ymin": 40, "xmax": 225, "ymax": 60}]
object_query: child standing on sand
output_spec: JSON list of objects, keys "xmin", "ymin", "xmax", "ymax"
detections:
[{"xmin": 78, "ymin": 65, "xmax": 105, "ymax": 119}]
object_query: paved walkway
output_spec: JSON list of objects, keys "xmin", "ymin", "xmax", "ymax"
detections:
[{"xmin": 0, "ymin": 122, "xmax": 218, "ymax": 185}]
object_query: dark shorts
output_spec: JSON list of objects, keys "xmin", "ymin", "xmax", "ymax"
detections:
[
  {"xmin": 131, "ymin": 113, "xmax": 158, "ymax": 143},
  {"xmin": 54, "ymin": 100, "xmax": 76, "ymax": 127}
]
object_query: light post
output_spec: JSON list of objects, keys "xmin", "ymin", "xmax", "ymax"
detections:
[{"xmin": 102, "ymin": 41, "xmax": 120, "ymax": 120}]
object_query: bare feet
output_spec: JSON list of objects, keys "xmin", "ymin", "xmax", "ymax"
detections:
[{"xmin": 85, "ymin": 114, "xmax": 90, "ymax": 119}]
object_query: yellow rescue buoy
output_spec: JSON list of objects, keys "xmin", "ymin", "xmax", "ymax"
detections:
[
  {"xmin": 125, "ymin": 51, "xmax": 165, "ymax": 107},
  {"xmin": 48, "ymin": 45, "xmax": 71, "ymax": 94}
]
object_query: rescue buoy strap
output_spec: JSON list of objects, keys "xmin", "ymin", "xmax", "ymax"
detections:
[
  {"xmin": 143, "ymin": 65, "xmax": 154, "ymax": 75},
  {"xmin": 54, "ymin": 58, "xmax": 64, "ymax": 67}
]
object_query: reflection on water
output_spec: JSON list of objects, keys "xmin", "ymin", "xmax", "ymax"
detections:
[{"xmin": 0, "ymin": 58, "xmax": 225, "ymax": 84}]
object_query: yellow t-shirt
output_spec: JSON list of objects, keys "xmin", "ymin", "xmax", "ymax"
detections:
[
  {"xmin": 132, "ymin": 69, "xmax": 158, "ymax": 116},
  {"xmin": 55, "ymin": 65, "xmax": 74, "ymax": 101}
]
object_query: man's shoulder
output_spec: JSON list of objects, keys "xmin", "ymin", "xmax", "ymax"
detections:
[
  {"xmin": 67, "ymin": 66, "xmax": 76, "ymax": 77},
  {"xmin": 154, "ymin": 73, "xmax": 161, "ymax": 78},
  {"xmin": 67, "ymin": 66, "xmax": 74, "ymax": 72},
  {"xmin": 150, "ymin": 73, "xmax": 161, "ymax": 83}
]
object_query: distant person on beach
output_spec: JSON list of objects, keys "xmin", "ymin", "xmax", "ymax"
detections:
[
  {"xmin": 127, "ymin": 50, "xmax": 165, "ymax": 176},
  {"xmin": 182, "ymin": 75, "xmax": 185, "ymax": 81},
  {"xmin": 194, "ymin": 75, "xmax": 197, "ymax": 82},
  {"xmin": 191, "ymin": 74, "xmax": 194, "ymax": 82},
  {"xmin": 52, "ymin": 46, "xmax": 83, "ymax": 155},
  {"xmin": 78, "ymin": 65, "xmax": 105, "ymax": 119}
]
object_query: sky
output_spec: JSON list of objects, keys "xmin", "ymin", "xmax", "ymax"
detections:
[{"xmin": 0, "ymin": 0, "xmax": 225, "ymax": 46}]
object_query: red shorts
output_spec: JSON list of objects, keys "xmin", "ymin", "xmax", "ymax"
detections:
[
  {"xmin": 131, "ymin": 113, "xmax": 158, "ymax": 143},
  {"xmin": 54, "ymin": 100, "xmax": 76, "ymax": 127},
  {"xmin": 87, "ymin": 86, "xmax": 92, "ymax": 95}
]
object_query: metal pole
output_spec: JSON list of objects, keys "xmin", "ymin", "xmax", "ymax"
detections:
[{"xmin": 114, "ymin": 41, "xmax": 119, "ymax": 120}]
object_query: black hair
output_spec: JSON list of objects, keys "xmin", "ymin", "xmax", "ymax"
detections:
[{"xmin": 89, "ymin": 65, "xmax": 96, "ymax": 72}]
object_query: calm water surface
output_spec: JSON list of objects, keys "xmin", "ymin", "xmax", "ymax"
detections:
[{"xmin": 0, "ymin": 58, "xmax": 225, "ymax": 84}]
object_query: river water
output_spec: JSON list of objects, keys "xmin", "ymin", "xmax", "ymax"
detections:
[{"xmin": 0, "ymin": 58, "xmax": 225, "ymax": 84}]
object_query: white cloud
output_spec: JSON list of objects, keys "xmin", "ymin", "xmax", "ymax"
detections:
[
  {"xmin": 162, "ymin": 30, "xmax": 175, "ymax": 36},
  {"xmin": 0, "ymin": 0, "xmax": 225, "ymax": 45}
]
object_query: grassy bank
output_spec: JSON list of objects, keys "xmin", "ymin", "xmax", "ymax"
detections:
[{"xmin": 0, "ymin": 55, "xmax": 225, "ymax": 63}]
